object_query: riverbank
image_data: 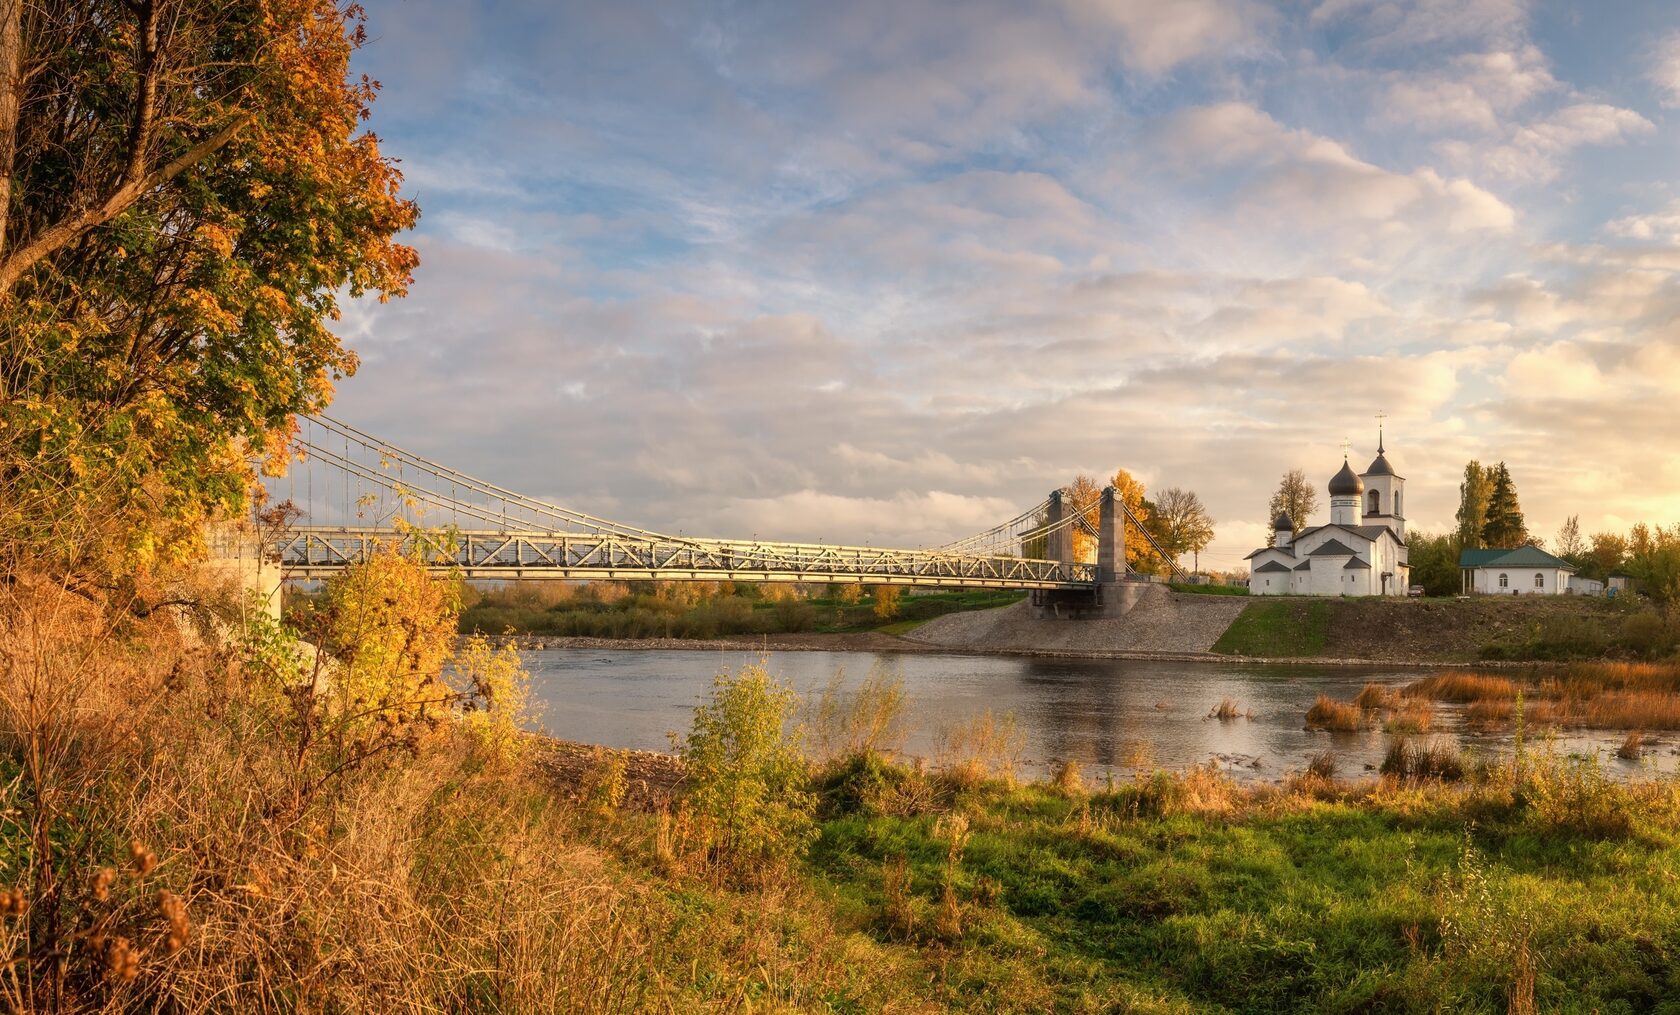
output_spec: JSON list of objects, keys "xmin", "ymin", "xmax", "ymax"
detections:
[{"xmin": 527, "ymin": 728, "xmax": 1680, "ymax": 1013}]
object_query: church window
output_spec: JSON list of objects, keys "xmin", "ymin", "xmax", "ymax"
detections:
[
  {"xmin": 1368, "ymin": 490, "xmax": 1380, "ymax": 515},
  {"xmin": 1395, "ymin": 491, "xmax": 1402, "ymax": 517},
  {"xmin": 1534, "ymin": 573, "xmax": 1544, "ymax": 589},
  {"xmin": 1498, "ymin": 573, "xmax": 1509, "ymax": 588}
]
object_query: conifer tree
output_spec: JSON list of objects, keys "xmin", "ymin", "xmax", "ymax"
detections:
[{"xmin": 1480, "ymin": 462, "xmax": 1528, "ymax": 548}]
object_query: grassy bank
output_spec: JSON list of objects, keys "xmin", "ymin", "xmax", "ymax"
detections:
[
  {"xmin": 11, "ymin": 555, "xmax": 1680, "ymax": 1011},
  {"xmin": 452, "ymin": 581, "xmax": 1026, "ymax": 639},
  {"xmin": 1212, "ymin": 595, "xmax": 1679, "ymax": 662}
]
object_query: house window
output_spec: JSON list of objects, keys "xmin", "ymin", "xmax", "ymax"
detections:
[
  {"xmin": 1534, "ymin": 573, "xmax": 1544, "ymax": 589},
  {"xmin": 1498, "ymin": 573, "xmax": 1509, "ymax": 588}
]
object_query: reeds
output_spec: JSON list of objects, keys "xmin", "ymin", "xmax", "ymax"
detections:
[
  {"xmin": 934, "ymin": 709, "xmax": 1025, "ymax": 788},
  {"xmin": 1380, "ymin": 738, "xmax": 1466, "ymax": 781},
  {"xmin": 1617, "ymin": 730, "xmax": 1645, "ymax": 761},
  {"xmin": 1305, "ymin": 695, "xmax": 1364, "ymax": 732},
  {"xmin": 1209, "ymin": 697, "xmax": 1252, "ymax": 721},
  {"xmin": 1404, "ymin": 672, "xmax": 1521, "ymax": 702},
  {"xmin": 1354, "ymin": 683, "xmax": 1395, "ymax": 710},
  {"xmin": 1382, "ymin": 699, "xmax": 1435, "ymax": 734}
]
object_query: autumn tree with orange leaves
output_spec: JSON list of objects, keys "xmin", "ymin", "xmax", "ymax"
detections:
[{"xmin": 0, "ymin": 0, "xmax": 417, "ymax": 569}]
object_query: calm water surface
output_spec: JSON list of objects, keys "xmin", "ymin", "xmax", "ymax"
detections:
[{"xmin": 523, "ymin": 648, "xmax": 1674, "ymax": 781}]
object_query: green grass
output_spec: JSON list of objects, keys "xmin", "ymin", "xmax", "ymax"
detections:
[
  {"xmin": 1211, "ymin": 600, "xmax": 1331, "ymax": 656},
  {"xmin": 451, "ymin": 585, "xmax": 1027, "ymax": 640},
  {"xmin": 792, "ymin": 763, "xmax": 1680, "ymax": 1013},
  {"xmin": 1170, "ymin": 582, "xmax": 1249, "ymax": 596}
]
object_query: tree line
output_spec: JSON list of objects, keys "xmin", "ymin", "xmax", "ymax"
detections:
[
  {"xmin": 1028, "ymin": 469, "xmax": 1216, "ymax": 575},
  {"xmin": 1395, "ymin": 460, "xmax": 1679, "ymax": 601}
]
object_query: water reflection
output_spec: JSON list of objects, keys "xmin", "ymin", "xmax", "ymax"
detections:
[{"xmin": 523, "ymin": 648, "xmax": 1676, "ymax": 782}]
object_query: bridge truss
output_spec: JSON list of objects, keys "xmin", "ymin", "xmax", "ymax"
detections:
[{"xmin": 265, "ymin": 415, "xmax": 1105, "ymax": 589}]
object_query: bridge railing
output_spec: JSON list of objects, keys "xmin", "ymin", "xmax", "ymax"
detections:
[{"xmin": 270, "ymin": 526, "xmax": 1098, "ymax": 589}]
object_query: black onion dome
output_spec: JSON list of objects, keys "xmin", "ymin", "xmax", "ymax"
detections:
[
  {"xmin": 1363, "ymin": 452, "xmax": 1394, "ymax": 477},
  {"xmin": 1328, "ymin": 460, "xmax": 1364, "ymax": 496},
  {"xmin": 1273, "ymin": 511, "xmax": 1294, "ymax": 531}
]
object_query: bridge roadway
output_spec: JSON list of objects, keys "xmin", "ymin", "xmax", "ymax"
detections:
[{"xmin": 271, "ymin": 526, "xmax": 1099, "ymax": 590}]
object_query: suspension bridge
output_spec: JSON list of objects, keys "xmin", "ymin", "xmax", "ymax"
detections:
[{"xmin": 255, "ymin": 415, "xmax": 1184, "ymax": 601}]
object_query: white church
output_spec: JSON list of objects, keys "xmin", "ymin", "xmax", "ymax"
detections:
[{"xmin": 1246, "ymin": 436, "xmax": 1411, "ymax": 597}]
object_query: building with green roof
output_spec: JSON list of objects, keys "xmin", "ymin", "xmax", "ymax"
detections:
[{"xmin": 1458, "ymin": 545, "xmax": 1576, "ymax": 596}]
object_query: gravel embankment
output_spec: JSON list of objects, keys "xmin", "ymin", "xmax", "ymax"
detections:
[{"xmin": 906, "ymin": 585, "xmax": 1248, "ymax": 657}]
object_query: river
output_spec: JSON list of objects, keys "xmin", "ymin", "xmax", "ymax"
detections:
[{"xmin": 522, "ymin": 647, "xmax": 1672, "ymax": 781}]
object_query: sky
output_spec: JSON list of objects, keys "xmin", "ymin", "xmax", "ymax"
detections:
[{"xmin": 330, "ymin": 0, "xmax": 1680, "ymax": 572}]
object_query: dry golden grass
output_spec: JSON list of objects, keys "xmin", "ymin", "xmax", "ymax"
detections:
[
  {"xmin": 1404, "ymin": 672, "xmax": 1522, "ymax": 702},
  {"xmin": 935, "ymin": 709, "xmax": 1025, "ymax": 788},
  {"xmin": 1584, "ymin": 691, "xmax": 1680, "ymax": 730},
  {"xmin": 1209, "ymin": 697, "xmax": 1250, "ymax": 721},
  {"xmin": 0, "ymin": 566, "xmax": 935, "ymax": 1014},
  {"xmin": 1409, "ymin": 661, "xmax": 1680, "ymax": 732},
  {"xmin": 1382, "ymin": 698, "xmax": 1435, "ymax": 734},
  {"xmin": 1618, "ymin": 730, "xmax": 1646, "ymax": 761},
  {"xmin": 1305, "ymin": 695, "xmax": 1364, "ymax": 732},
  {"xmin": 1354, "ymin": 683, "xmax": 1395, "ymax": 710}
]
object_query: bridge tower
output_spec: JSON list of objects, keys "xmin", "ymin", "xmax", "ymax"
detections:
[
  {"xmin": 1045, "ymin": 489, "xmax": 1073, "ymax": 564},
  {"xmin": 1097, "ymin": 486, "xmax": 1125, "ymax": 583}
]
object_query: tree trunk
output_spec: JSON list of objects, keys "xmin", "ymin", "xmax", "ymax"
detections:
[{"xmin": 0, "ymin": 0, "xmax": 21, "ymax": 261}]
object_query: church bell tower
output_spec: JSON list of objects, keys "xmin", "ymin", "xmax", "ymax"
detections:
[{"xmin": 1359, "ymin": 424, "xmax": 1405, "ymax": 539}]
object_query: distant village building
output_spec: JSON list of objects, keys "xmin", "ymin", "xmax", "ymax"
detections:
[
  {"xmin": 1608, "ymin": 572, "xmax": 1634, "ymax": 595},
  {"xmin": 1246, "ymin": 435, "xmax": 1410, "ymax": 596},
  {"xmin": 1568, "ymin": 575, "xmax": 1605, "ymax": 596},
  {"xmin": 1457, "ymin": 545, "xmax": 1576, "ymax": 596}
]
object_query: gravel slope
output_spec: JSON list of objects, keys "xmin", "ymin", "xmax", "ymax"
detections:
[{"xmin": 905, "ymin": 585, "xmax": 1248, "ymax": 656}]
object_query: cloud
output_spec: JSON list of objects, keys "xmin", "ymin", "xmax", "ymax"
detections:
[
  {"xmin": 1154, "ymin": 102, "xmax": 1515, "ymax": 235},
  {"xmin": 1648, "ymin": 31, "xmax": 1680, "ymax": 108},
  {"xmin": 1436, "ymin": 102, "xmax": 1654, "ymax": 183},
  {"xmin": 1070, "ymin": 0, "xmax": 1272, "ymax": 75},
  {"xmin": 1378, "ymin": 47, "xmax": 1557, "ymax": 133},
  {"xmin": 325, "ymin": 0, "xmax": 1680, "ymax": 570},
  {"xmin": 1309, "ymin": 0, "xmax": 1528, "ymax": 51}
]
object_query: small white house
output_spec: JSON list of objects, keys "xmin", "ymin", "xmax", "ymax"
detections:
[
  {"xmin": 1458, "ymin": 546, "xmax": 1576, "ymax": 596},
  {"xmin": 1567, "ymin": 575, "xmax": 1604, "ymax": 596}
]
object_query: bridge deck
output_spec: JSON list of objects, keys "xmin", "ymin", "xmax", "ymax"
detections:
[{"xmin": 271, "ymin": 526, "xmax": 1098, "ymax": 590}]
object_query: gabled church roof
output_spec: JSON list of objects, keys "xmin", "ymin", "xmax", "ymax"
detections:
[
  {"xmin": 1308, "ymin": 539, "xmax": 1357, "ymax": 556},
  {"xmin": 1254, "ymin": 561, "xmax": 1291, "ymax": 573},
  {"xmin": 1343, "ymin": 557, "xmax": 1372, "ymax": 569},
  {"xmin": 1244, "ymin": 544, "xmax": 1295, "ymax": 560},
  {"xmin": 1296, "ymin": 522, "xmax": 1405, "ymax": 547},
  {"xmin": 1293, "ymin": 560, "xmax": 1312, "ymax": 571}
]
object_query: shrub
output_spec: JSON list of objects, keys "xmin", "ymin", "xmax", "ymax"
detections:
[
  {"xmin": 450, "ymin": 634, "xmax": 536, "ymax": 765},
  {"xmin": 1618, "ymin": 612, "xmax": 1671, "ymax": 657},
  {"xmin": 674, "ymin": 664, "xmax": 817, "ymax": 873},
  {"xmin": 806, "ymin": 665, "xmax": 909, "ymax": 762}
]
